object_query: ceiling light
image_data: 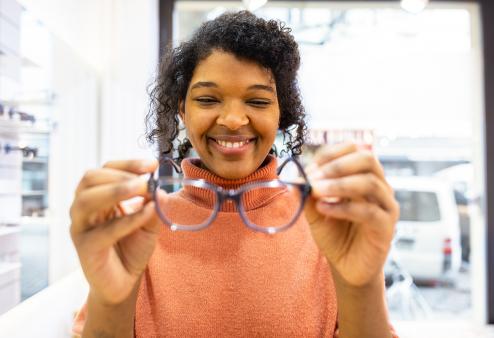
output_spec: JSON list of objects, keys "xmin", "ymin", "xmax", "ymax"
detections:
[{"xmin": 401, "ymin": 0, "xmax": 429, "ymax": 14}]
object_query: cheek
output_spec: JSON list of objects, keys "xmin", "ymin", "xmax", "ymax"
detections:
[
  {"xmin": 184, "ymin": 113, "xmax": 210, "ymax": 140},
  {"xmin": 253, "ymin": 114, "xmax": 279, "ymax": 146},
  {"xmin": 260, "ymin": 112, "xmax": 280, "ymax": 135}
]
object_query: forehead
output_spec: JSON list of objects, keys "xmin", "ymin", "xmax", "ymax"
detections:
[{"xmin": 190, "ymin": 50, "xmax": 275, "ymax": 86}]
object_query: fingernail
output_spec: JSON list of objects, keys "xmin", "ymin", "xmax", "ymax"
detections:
[
  {"xmin": 321, "ymin": 196, "xmax": 342, "ymax": 204},
  {"xmin": 140, "ymin": 159, "xmax": 157, "ymax": 170},
  {"xmin": 316, "ymin": 200, "xmax": 336, "ymax": 212},
  {"xmin": 129, "ymin": 175, "xmax": 148, "ymax": 189},
  {"xmin": 308, "ymin": 169, "xmax": 324, "ymax": 181}
]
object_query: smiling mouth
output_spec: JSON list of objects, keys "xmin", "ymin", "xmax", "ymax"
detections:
[{"xmin": 209, "ymin": 137, "xmax": 256, "ymax": 149}]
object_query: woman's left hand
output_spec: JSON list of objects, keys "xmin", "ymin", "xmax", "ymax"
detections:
[{"xmin": 304, "ymin": 143, "xmax": 400, "ymax": 288}]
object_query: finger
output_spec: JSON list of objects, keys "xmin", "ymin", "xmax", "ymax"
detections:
[
  {"xmin": 89, "ymin": 202, "xmax": 158, "ymax": 247},
  {"xmin": 311, "ymin": 173, "xmax": 397, "ymax": 212},
  {"xmin": 71, "ymin": 175, "xmax": 151, "ymax": 231},
  {"xmin": 119, "ymin": 196, "xmax": 146, "ymax": 215},
  {"xmin": 306, "ymin": 142, "xmax": 359, "ymax": 173},
  {"xmin": 103, "ymin": 159, "xmax": 158, "ymax": 175},
  {"xmin": 308, "ymin": 150, "xmax": 387, "ymax": 182},
  {"xmin": 315, "ymin": 199, "xmax": 392, "ymax": 230},
  {"xmin": 76, "ymin": 168, "xmax": 137, "ymax": 194}
]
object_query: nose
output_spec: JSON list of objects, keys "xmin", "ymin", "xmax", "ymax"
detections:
[{"xmin": 216, "ymin": 101, "xmax": 249, "ymax": 130}]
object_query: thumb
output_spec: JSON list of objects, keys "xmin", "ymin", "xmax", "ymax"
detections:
[
  {"xmin": 141, "ymin": 204, "xmax": 162, "ymax": 235},
  {"xmin": 94, "ymin": 202, "xmax": 157, "ymax": 247},
  {"xmin": 304, "ymin": 195, "xmax": 321, "ymax": 225}
]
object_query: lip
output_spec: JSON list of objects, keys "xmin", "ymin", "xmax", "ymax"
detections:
[{"xmin": 208, "ymin": 136, "xmax": 256, "ymax": 156}]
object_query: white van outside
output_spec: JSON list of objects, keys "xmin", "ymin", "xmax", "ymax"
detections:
[{"xmin": 386, "ymin": 176, "xmax": 462, "ymax": 283}]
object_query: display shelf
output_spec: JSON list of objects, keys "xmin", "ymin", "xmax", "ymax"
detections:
[
  {"xmin": 0, "ymin": 217, "xmax": 21, "ymax": 226},
  {"xmin": 22, "ymin": 157, "xmax": 47, "ymax": 164},
  {"xmin": 0, "ymin": 262, "xmax": 21, "ymax": 278},
  {"xmin": 1, "ymin": 90, "xmax": 56, "ymax": 107},
  {"xmin": 21, "ymin": 190, "xmax": 45, "ymax": 196},
  {"xmin": 18, "ymin": 125, "xmax": 52, "ymax": 135},
  {"xmin": 0, "ymin": 226, "xmax": 20, "ymax": 237},
  {"xmin": 0, "ymin": 261, "xmax": 21, "ymax": 315},
  {"xmin": 20, "ymin": 216, "xmax": 52, "ymax": 226},
  {"xmin": 0, "ymin": 119, "xmax": 51, "ymax": 136},
  {"xmin": 0, "ymin": 191, "xmax": 21, "ymax": 196},
  {"xmin": 0, "ymin": 181, "xmax": 21, "ymax": 195},
  {"xmin": 0, "ymin": 119, "xmax": 24, "ymax": 134}
]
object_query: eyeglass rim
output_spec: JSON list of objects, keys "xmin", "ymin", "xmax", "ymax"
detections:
[
  {"xmin": 154, "ymin": 176, "xmax": 309, "ymax": 194},
  {"xmin": 148, "ymin": 156, "xmax": 312, "ymax": 234}
]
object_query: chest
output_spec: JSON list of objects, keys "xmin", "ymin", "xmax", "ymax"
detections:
[{"xmin": 135, "ymin": 216, "xmax": 337, "ymax": 337}]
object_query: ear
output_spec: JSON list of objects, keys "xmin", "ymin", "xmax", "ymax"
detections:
[{"xmin": 178, "ymin": 100, "xmax": 185, "ymax": 122}]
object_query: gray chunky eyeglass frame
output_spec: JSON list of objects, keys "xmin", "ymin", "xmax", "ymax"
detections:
[{"xmin": 147, "ymin": 157, "xmax": 312, "ymax": 234}]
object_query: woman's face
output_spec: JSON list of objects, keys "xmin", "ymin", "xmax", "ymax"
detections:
[{"xmin": 180, "ymin": 50, "xmax": 280, "ymax": 179}]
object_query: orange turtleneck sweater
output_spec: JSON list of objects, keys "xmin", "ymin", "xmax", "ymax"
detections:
[{"xmin": 73, "ymin": 155, "xmax": 397, "ymax": 337}]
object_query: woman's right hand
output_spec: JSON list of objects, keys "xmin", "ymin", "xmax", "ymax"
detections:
[{"xmin": 70, "ymin": 159, "xmax": 161, "ymax": 306}]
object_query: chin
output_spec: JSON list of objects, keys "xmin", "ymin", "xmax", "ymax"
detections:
[
  {"xmin": 217, "ymin": 166, "xmax": 254, "ymax": 180},
  {"xmin": 205, "ymin": 160, "xmax": 257, "ymax": 179}
]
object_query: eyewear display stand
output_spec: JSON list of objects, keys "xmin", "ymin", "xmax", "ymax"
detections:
[
  {"xmin": 0, "ymin": 120, "xmax": 23, "ymax": 315},
  {"xmin": 0, "ymin": 0, "xmax": 24, "ymax": 315},
  {"xmin": 0, "ymin": 0, "xmax": 52, "ymax": 314}
]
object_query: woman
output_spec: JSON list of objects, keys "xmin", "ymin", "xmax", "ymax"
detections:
[{"xmin": 71, "ymin": 11, "xmax": 399, "ymax": 338}]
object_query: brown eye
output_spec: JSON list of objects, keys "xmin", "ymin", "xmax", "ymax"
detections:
[
  {"xmin": 195, "ymin": 97, "xmax": 219, "ymax": 105},
  {"xmin": 248, "ymin": 100, "xmax": 271, "ymax": 107}
]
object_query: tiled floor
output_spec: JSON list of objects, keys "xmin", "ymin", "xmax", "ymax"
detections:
[{"xmin": 389, "ymin": 264, "xmax": 472, "ymax": 322}]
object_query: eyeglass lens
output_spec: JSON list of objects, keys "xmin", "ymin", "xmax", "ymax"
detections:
[{"xmin": 154, "ymin": 158, "xmax": 308, "ymax": 231}]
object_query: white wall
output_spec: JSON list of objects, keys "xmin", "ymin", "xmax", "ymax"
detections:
[
  {"xmin": 48, "ymin": 37, "xmax": 100, "ymax": 283},
  {"xmin": 18, "ymin": 0, "xmax": 160, "ymax": 161},
  {"xmin": 98, "ymin": 0, "xmax": 160, "ymax": 162},
  {"xmin": 16, "ymin": 0, "xmax": 160, "ymax": 282},
  {"xmin": 16, "ymin": 0, "xmax": 107, "ymax": 72}
]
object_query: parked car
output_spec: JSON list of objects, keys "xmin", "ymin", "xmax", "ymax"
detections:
[{"xmin": 386, "ymin": 176, "xmax": 462, "ymax": 283}]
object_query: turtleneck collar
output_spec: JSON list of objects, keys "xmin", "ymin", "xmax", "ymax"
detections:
[
  {"xmin": 181, "ymin": 155, "xmax": 278, "ymax": 189},
  {"xmin": 179, "ymin": 155, "xmax": 282, "ymax": 212}
]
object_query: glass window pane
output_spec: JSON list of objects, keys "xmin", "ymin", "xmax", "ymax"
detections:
[{"xmin": 395, "ymin": 190, "xmax": 441, "ymax": 222}]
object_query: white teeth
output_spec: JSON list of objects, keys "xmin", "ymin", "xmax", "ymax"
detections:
[{"xmin": 216, "ymin": 140, "xmax": 248, "ymax": 148}]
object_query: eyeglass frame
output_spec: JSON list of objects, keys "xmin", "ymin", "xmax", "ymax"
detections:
[{"xmin": 147, "ymin": 156, "xmax": 312, "ymax": 234}]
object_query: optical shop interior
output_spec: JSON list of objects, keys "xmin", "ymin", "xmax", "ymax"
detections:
[{"xmin": 1, "ymin": 0, "xmax": 494, "ymax": 337}]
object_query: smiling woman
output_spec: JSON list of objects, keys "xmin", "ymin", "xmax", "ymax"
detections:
[
  {"xmin": 146, "ymin": 10, "xmax": 307, "ymax": 172},
  {"xmin": 70, "ymin": 10, "xmax": 399, "ymax": 338}
]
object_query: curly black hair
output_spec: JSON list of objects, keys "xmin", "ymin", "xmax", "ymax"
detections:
[{"xmin": 146, "ymin": 10, "xmax": 307, "ymax": 163}]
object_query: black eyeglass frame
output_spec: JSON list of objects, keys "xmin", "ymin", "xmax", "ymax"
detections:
[{"xmin": 147, "ymin": 157, "xmax": 312, "ymax": 234}]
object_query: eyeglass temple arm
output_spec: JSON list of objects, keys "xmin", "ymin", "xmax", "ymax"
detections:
[
  {"xmin": 159, "ymin": 157, "xmax": 183, "ymax": 174},
  {"xmin": 276, "ymin": 156, "xmax": 310, "ymax": 182},
  {"xmin": 148, "ymin": 157, "xmax": 183, "ymax": 194}
]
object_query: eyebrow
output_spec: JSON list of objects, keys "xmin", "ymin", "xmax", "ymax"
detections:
[
  {"xmin": 190, "ymin": 81, "xmax": 218, "ymax": 90},
  {"xmin": 247, "ymin": 84, "xmax": 275, "ymax": 93},
  {"xmin": 189, "ymin": 81, "xmax": 275, "ymax": 93}
]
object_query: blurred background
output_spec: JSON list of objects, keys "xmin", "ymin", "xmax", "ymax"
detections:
[{"xmin": 0, "ymin": 0, "xmax": 493, "ymax": 337}]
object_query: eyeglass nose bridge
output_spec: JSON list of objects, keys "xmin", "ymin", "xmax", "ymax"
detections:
[{"xmin": 215, "ymin": 187, "xmax": 243, "ymax": 205}]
